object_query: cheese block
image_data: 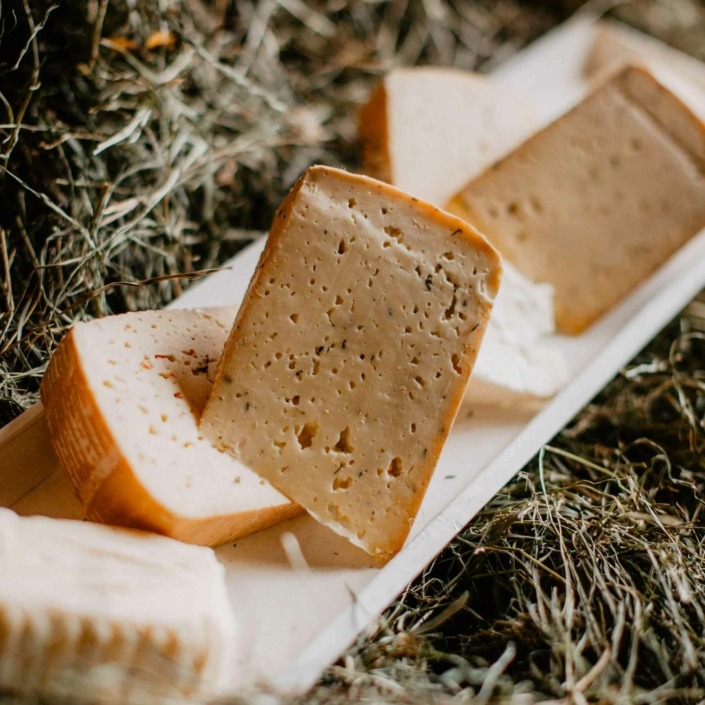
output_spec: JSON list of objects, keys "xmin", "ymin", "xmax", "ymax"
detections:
[
  {"xmin": 41, "ymin": 308, "xmax": 300, "ymax": 546},
  {"xmin": 359, "ymin": 67, "xmax": 566, "ymax": 401},
  {"xmin": 359, "ymin": 67, "xmax": 538, "ymax": 207},
  {"xmin": 447, "ymin": 64, "xmax": 705, "ymax": 334},
  {"xmin": 201, "ymin": 165, "xmax": 502, "ymax": 561},
  {"xmin": 0, "ymin": 508, "xmax": 235, "ymax": 703},
  {"xmin": 466, "ymin": 262, "xmax": 567, "ymax": 403}
]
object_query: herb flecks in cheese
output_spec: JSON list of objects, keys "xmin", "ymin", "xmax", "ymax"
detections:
[{"xmin": 201, "ymin": 166, "xmax": 501, "ymax": 561}]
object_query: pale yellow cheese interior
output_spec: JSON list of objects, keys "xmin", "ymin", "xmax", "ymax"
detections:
[
  {"xmin": 201, "ymin": 166, "xmax": 501, "ymax": 561},
  {"xmin": 360, "ymin": 67, "xmax": 538, "ymax": 207}
]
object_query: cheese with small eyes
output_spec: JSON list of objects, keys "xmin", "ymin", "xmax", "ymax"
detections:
[
  {"xmin": 447, "ymin": 64, "xmax": 705, "ymax": 334},
  {"xmin": 0, "ymin": 508, "xmax": 235, "ymax": 703},
  {"xmin": 201, "ymin": 165, "xmax": 502, "ymax": 562},
  {"xmin": 41, "ymin": 308, "xmax": 299, "ymax": 546}
]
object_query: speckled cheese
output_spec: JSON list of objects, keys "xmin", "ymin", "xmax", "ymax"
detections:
[
  {"xmin": 201, "ymin": 165, "xmax": 502, "ymax": 562},
  {"xmin": 359, "ymin": 67, "xmax": 538, "ymax": 207},
  {"xmin": 447, "ymin": 65, "xmax": 705, "ymax": 334},
  {"xmin": 41, "ymin": 308, "xmax": 299, "ymax": 546},
  {"xmin": 0, "ymin": 508, "xmax": 235, "ymax": 703}
]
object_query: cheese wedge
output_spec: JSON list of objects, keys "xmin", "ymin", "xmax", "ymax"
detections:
[
  {"xmin": 0, "ymin": 508, "xmax": 234, "ymax": 703},
  {"xmin": 359, "ymin": 67, "xmax": 538, "ymax": 207},
  {"xmin": 41, "ymin": 308, "xmax": 299, "ymax": 546},
  {"xmin": 447, "ymin": 65, "xmax": 705, "ymax": 334},
  {"xmin": 359, "ymin": 67, "xmax": 566, "ymax": 400},
  {"xmin": 201, "ymin": 165, "xmax": 502, "ymax": 561}
]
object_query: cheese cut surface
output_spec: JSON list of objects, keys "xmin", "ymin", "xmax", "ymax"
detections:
[
  {"xmin": 447, "ymin": 64, "xmax": 705, "ymax": 334},
  {"xmin": 359, "ymin": 67, "xmax": 538, "ymax": 207},
  {"xmin": 0, "ymin": 508, "xmax": 235, "ymax": 703},
  {"xmin": 201, "ymin": 166, "xmax": 502, "ymax": 561},
  {"xmin": 41, "ymin": 308, "xmax": 299, "ymax": 546}
]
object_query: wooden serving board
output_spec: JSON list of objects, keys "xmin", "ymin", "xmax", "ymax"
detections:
[{"xmin": 2, "ymin": 14, "xmax": 705, "ymax": 697}]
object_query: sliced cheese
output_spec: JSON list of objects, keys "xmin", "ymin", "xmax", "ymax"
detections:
[
  {"xmin": 466, "ymin": 262, "xmax": 567, "ymax": 403},
  {"xmin": 359, "ymin": 67, "xmax": 538, "ymax": 207},
  {"xmin": 359, "ymin": 66, "xmax": 566, "ymax": 400},
  {"xmin": 201, "ymin": 165, "xmax": 502, "ymax": 561},
  {"xmin": 0, "ymin": 508, "xmax": 235, "ymax": 703},
  {"xmin": 447, "ymin": 64, "xmax": 705, "ymax": 334},
  {"xmin": 41, "ymin": 307, "xmax": 299, "ymax": 546}
]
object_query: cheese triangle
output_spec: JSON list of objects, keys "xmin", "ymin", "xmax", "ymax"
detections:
[
  {"xmin": 359, "ymin": 67, "xmax": 538, "ymax": 207},
  {"xmin": 201, "ymin": 166, "xmax": 502, "ymax": 561}
]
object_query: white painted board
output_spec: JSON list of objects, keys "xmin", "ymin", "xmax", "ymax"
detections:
[{"xmin": 2, "ymin": 14, "xmax": 705, "ymax": 698}]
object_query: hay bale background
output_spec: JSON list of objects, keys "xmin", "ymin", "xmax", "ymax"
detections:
[{"xmin": 1, "ymin": 0, "xmax": 704, "ymax": 703}]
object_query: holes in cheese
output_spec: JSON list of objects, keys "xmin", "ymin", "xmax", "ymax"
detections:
[
  {"xmin": 447, "ymin": 65, "xmax": 705, "ymax": 335},
  {"xmin": 201, "ymin": 165, "xmax": 502, "ymax": 561},
  {"xmin": 0, "ymin": 508, "xmax": 235, "ymax": 702},
  {"xmin": 41, "ymin": 308, "xmax": 300, "ymax": 546}
]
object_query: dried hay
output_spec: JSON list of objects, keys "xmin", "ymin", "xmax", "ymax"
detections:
[{"xmin": 1, "ymin": 1, "xmax": 704, "ymax": 703}]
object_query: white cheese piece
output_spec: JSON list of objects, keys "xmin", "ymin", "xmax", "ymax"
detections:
[
  {"xmin": 447, "ymin": 64, "xmax": 705, "ymax": 335},
  {"xmin": 41, "ymin": 308, "xmax": 299, "ymax": 546},
  {"xmin": 465, "ymin": 262, "xmax": 568, "ymax": 403},
  {"xmin": 201, "ymin": 165, "xmax": 502, "ymax": 562},
  {"xmin": 0, "ymin": 508, "xmax": 235, "ymax": 703},
  {"xmin": 359, "ymin": 67, "xmax": 539, "ymax": 207},
  {"xmin": 359, "ymin": 66, "xmax": 566, "ymax": 400}
]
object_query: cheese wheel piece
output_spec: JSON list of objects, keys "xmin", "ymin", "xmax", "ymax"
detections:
[
  {"xmin": 447, "ymin": 65, "xmax": 705, "ymax": 334},
  {"xmin": 41, "ymin": 308, "xmax": 299, "ymax": 546},
  {"xmin": 359, "ymin": 67, "xmax": 538, "ymax": 207},
  {"xmin": 0, "ymin": 508, "xmax": 235, "ymax": 703},
  {"xmin": 359, "ymin": 67, "xmax": 566, "ymax": 401},
  {"xmin": 201, "ymin": 165, "xmax": 502, "ymax": 561}
]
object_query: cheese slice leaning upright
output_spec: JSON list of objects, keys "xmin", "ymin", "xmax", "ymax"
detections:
[
  {"xmin": 447, "ymin": 64, "xmax": 705, "ymax": 334},
  {"xmin": 201, "ymin": 165, "xmax": 502, "ymax": 562},
  {"xmin": 0, "ymin": 508, "xmax": 235, "ymax": 703},
  {"xmin": 41, "ymin": 307, "xmax": 299, "ymax": 546}
]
